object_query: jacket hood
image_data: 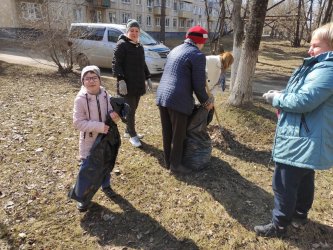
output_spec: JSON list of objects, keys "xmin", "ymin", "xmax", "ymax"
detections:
[
  {"xmin": 316, "ymin": 51, "xmax": 333, "ymax": 62},
  {"xmin": 118, "ymin": 34, "xmax": 142, "ymax": 46},
  {"xmin": 118, "ymin": 34, "xmax": 128, "ymax": 42},
  {"xmin": 304, "ymin": 51, "xmax": 333, "ymax": 65}
]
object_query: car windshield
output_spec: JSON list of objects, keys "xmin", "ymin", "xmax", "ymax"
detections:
[{"xmin": 140, "ymin": 31, "xmax": 159, "ymax": 45}]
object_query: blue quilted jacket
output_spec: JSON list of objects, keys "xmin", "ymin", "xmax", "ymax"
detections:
[
  {"xmin": 156, "ymin": 39, "xmax": 209, "ymax": 115},
  {"xmin": 272, "ymin": 51, "xmax": 333, "ymax": 170}
]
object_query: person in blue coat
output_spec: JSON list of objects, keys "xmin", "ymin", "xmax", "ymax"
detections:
[
  {"xmin": 255, "ymin": 22, "xmax": 333, "ymax": 237},
  {"xmin": 156, "ymin": 25, "xmax": 214, "ymax": 174}
]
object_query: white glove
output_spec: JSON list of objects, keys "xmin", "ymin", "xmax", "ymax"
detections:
[
  {"xmin": 267, "ymin": 90, "xmax": 282, "ymax": 94},
  {"xmin": 263, "ymin": 91, "xmax": 281, "ymax": 104},
  {"xmin": 146, "ymin": 78, "xmax": 153, "ymax": 91},
  {"xmin": 118, "ymin": 80, "xmax": 127, "ymax": 95}
]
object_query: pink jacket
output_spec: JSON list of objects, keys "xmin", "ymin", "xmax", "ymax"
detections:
[{"xmin": 73, "ymin": 86, "xmax": 113, "ymax": 159}]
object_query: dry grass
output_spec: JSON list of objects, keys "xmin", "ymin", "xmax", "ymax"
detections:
[{"xmin": 0, "ymin": 39, "xmax": 333, "ymax": 250}]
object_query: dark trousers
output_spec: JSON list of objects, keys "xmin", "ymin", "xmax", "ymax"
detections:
[
  {"xmin": 124, "ymin": 95, "xmax": 141, "ymax": 137},
  {"xmin": 159, "ymin": 106, "xmax": 188, "ymax": 168},
  {"xmin": 272, "ymin": 162, "xmax": 315, "ymax": 227}
]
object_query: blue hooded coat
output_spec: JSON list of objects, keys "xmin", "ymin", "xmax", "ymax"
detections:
[{"xmin": 272, "ymin": 51, "xmax": 333, "ymax": 170}]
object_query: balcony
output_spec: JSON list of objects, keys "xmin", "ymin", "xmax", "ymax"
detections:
[
  {"xmin": 178, "ymin": 10, "xmax": 192, "ymax": 18},
  {"xmin": 86, "ymin": 0, "xmax": 110, "ymax": 8},
  {"xmin": 153, "ymin": 7, "xmax": 170, "ymax": 15}
]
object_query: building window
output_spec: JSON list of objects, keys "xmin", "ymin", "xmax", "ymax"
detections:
[
  {"xmin": 155, "ymin": 17, "xmax": 160, "ymax": 26},
  {"xmin": 73, "ymin": 8, "xmax": 83, "ymax": 22},
  {"xmin": 20, "ymin": 2, "xmax": 42, "ymax": 20},
  {"xmin": 122, "ymin": 0, "xmax": 131, "ymax": 3},
  {"xmin": 109, "ymin": 12, "xmax": 116, "ymax": 23},
  {"xmin": 179, "ymin": 1, "xmax": 192, "ymax": 11},
  {"xmin": 96, "ymin": 10, "xmax": 103, "ymax": 22},
  {"xmin": 122, "ymin": 12, "xmax": 131, "ymax": 23},
  {"xmin": 147, "ymin": 15, "xmax": 152, "ymax": 26},
  {"xmin": 136, "ymin": 0, "xmax": 142, "ymax": 5},
  {"xmin": 173, "ymin": 18, "xmax": 177, "ymax": 28},
  {"xmin": 179, "ymin": 19, "xmax": 185, "ymax": 28},
  {"xmin": 136, "ymin": 14, "xmax": 142, "ymax": 24},
  {"xmin": 147, "ymin": 0, "xmax": 153, "ymax": 7},
  {"xmin": 193, "ymin": 6, "xmax": 197, "ymax": 14},
  {"xmin": 173, "ymin": 0, "xmax": 177, "ymax": 11},
  {"xmin": 186, "ymin": 19, "xmax": 193, "ymax": 28},
  {"xmin": 165, "ymin": 17, "xmax": 170, "ymax": 27},
  {"xmin": 166, "ymin": 0, "xmax": 170, "ymax": 8},
  {"xmin": 155, "ymin": 0, "xmax": 161, "ymax": 6}
]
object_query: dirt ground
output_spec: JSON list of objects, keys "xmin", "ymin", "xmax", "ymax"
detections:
[{"xmin": 0, "ymin": 39, "xmax": 332, "ymax": 250}]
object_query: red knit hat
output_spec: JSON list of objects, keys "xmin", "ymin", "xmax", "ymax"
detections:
[{"xmin": 186, "ymin": 25, "xmax": 208, "ymax": 44}]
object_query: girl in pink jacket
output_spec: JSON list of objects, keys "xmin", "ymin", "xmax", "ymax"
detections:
[{"xmin": 73, "ymin": 65, "xmax": 119, "ymax": 212}]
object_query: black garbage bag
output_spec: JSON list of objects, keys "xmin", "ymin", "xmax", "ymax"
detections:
[
  {"xmin": 182, "ymin": 105, "xmax": 214, "ymax": 171},
  {"xmin": 68, "ymin": 97, "xmax": 129, "ymax": 203},
  {"xmin": 110, "ymin": 97, "xmax": 130, "ymax": 123}
]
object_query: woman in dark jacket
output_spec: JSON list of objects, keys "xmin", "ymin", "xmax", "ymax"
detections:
[
  {"xmin": 156, "ymin": 25, "xmax": 214, "ymax": 174},
  {"xmin": 112, "ymin": 19, "xmax": 151, "ymax": 148}
]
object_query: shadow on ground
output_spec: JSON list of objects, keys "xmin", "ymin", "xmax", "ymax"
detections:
[
  {"xmin": 209, "ymin": 126, "xmax": 273, "ymax": 166},
  {"xmin": 138, "ymin": 139, "xmax": 333, "ymax": 249},
  {"xmin": 81, "ymin": 195, "xmax": 199, "ymax": 250}
]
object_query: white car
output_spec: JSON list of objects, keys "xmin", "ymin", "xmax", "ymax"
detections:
[{"xmin": 69, "ymin": 23, "xmax": 170, "ymax": 74}]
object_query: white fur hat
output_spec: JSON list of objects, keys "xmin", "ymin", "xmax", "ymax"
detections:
[{"xmin": 81, "ymin": 65, "xmax": 101, "ymax": 83}]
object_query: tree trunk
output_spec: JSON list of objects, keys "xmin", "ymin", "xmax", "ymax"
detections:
[
  {"xmin": 292, "ymin": 0, "xmax": 302, "ymax": 47},
  {"xmin": 228, "ymin": 0, "xmax": 269, "ymax": 106},
  {"xmin": 322, "ymin": 0, "xmax": 333, "ymax": 25},
  {"xmin": 215, "ymin": 0, "xmax": 226, "ymax": 54},
  {"xmin": 160, "ymin": 0, "xmax": 166, "ymax": 42},
  {"xmin": 230, "ymin": 0, "xmax": 244, "ymax": 91},
  {"xmin": 315, "ymin": 0, "xmax": 326, "ymax": 28},
  {"xmin": 204, "ymin": 0, "xmax": 213, "ymax": 52}
]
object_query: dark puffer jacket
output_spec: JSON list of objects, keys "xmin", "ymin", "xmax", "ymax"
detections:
[
  {"xmin": 156, "ymin": 39, "xmax": 209, "ymax": 115},
  {"xmin": 112, "ymin": 34, "xmax": 151, "ymax": 96}
]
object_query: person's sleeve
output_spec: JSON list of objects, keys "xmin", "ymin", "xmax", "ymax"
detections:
[
  {"xmin": 192, "ymin": 53, "xmax": 210, "ymax": 104},
  {"xmin": 272, "ymin": 65, "xmax": 333, "ymax": 113},
  {"xmin": 73, "ymin": 97, "xmax": 105, "ymax": 133},
  {"xmin": 112, "ymin": 42, "xmax": 126, "ymax": 81}
]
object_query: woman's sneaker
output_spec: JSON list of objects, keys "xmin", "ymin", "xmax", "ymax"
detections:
[
  {"xmin": 76, "ymin": 201, "xmax": 90, "ymax": 212},
  {"xmin": 124, "ymin": 132, "xmax": 144, "ymax": 139},
  {"xmin": 292, "ymin": 211, "xmax": 308, "ymax": 227},
  {"xmin": 129, "ymin": 136, "xmax": 142, "ymax": 147},
  {"xmin": 254, "ymin": 223, "xmax": 286, "ymax": 238}
]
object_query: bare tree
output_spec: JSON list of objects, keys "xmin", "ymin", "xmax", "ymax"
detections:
[
  {"xmin": 228, "ymin": 0, "xmax": 269, "ymax": 106},
  {"xmin": 229, "ymin": 0, "xmax": 244, "ymax": 91},
  {"xmin": 211, "ymin": 0, "xmax": 226, "ymax": 54},
  {"xmin": 17, "ymin": 0, "xmax": 76, "ymax": 75},
  {"xmin": 322, "ymin": 0, "xmax": 333, "ymax": 24},
  {"xmin": 160, "ymin": 0, "xmax": 166, "ymax": 43},
  {"xmin": 292, "ymin": 0, "xmax": 302, "ymax": 47}
]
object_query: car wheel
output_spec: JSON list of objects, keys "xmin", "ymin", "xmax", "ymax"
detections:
[{"xmin": 77, "ymin": 54, "xmax": 89, "ymax": 69}]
